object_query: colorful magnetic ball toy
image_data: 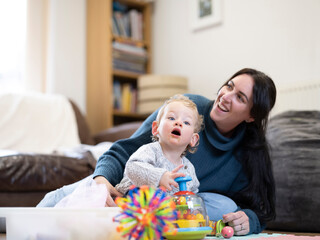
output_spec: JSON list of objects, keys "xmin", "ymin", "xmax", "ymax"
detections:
[{"xmin": 113, "ymin": 185, "xmax": 177, "ymax": 240}]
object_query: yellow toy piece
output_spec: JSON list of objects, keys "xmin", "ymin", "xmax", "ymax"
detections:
[
  {"xmin": 208, "ymin": 219, "xmax": 226, "ymax": 236},
  {"xmin": 177, "ymin": 196, "xmax": 187, "ymax": 205}
]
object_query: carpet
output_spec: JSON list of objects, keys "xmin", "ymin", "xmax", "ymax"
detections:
[{"xmin": 205, "ymin": 233, "xmax": 320, "ymax": 239}]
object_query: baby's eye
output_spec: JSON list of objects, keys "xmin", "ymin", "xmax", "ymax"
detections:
[
  {"xmin": 168, "ymin": 117, "xmax": 175, "ymax": 120},
  {"xmin": 184, "ymin": 121, "xmax": 191, "ymax": 126}
]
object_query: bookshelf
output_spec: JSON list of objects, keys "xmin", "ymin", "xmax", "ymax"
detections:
[{"xmin": 86, "ymin": 0, "xmax": 152, "ymax": 134}]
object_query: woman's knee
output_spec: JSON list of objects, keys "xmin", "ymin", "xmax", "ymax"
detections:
[
  {"xmin": 37, "ymin": 188, "xmax": 65, "ymax": 207},
  {"xmin": 197, "ymin": 192, "xmax": 237, "ymax": 221}
]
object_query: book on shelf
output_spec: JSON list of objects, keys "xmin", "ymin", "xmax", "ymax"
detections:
[
  {"xmin": 113, "ymin": 81, "xmax": 138, "ymax": 113},
  {"xmin": 112, "ymin": 15, "xmax": 120, "ymax": 36},
  {"xmin": 112, "ymin": 9, "xmax": 143, "ymax": 40},
  {"xmin": 113, "ymin": 11, "xmax": 129, "ymax": 38},
  {"xmin": 113, "ymin": 42, "xmax": 147, "ymax": 56},
  {"xmin": 121, "ymin": 83, "xmax": 131, "ymax": 112},
  {"xmin": 113, "ymin": 1, "xmax": 128, "ymax": 12},
  {"xmin": 112, "ymin": 42, "xmax": 148, "ymax": 74},
  {"xmin": 113, "ymin": 80, "xmax": 122, "ymax": 110},
  {"xmin": 113, "ymin": 50, "xmax": 147, "ymax": 63},
  {"xmin": 113, "ymin": 59, "xmax": 145, "ymax": 74},
  {"xmin": 130, "ymin": 87, "xmax": 138, "ymax": 113},
  {"xmin": 129, "ymin": 9, "xmax": 143, "ymax": 41}
]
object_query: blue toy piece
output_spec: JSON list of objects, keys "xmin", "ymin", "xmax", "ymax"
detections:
[{"xmin": 174, "ymin": 176, "xmax": 192, "ymax": 192}]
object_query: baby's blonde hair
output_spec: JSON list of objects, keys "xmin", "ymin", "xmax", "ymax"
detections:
[{"xmin": 152, "ymin": 94, "xmax": 204, "ymax": 155}]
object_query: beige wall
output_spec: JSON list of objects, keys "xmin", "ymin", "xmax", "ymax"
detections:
[
  {"xmin": 50, "ymin": 0, "xmax": 320, "ymax": 115},
  {"xmin": 152, "ymin": 0, "xmax": 320, "ymax": 114}
]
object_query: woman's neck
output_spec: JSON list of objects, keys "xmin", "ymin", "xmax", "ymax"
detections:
[{"xmin": 215, "ymin": 124, "xmax": 235, "ymax": 138}]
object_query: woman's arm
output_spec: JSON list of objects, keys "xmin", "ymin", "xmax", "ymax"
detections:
[{"xmin": 94, "ymin": 176, "xmax": 123, "ymax": 206}]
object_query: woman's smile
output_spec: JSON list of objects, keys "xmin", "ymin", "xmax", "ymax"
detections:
[{"xmin": 217, "ymin": 98, "xmax": 229, "ymax": 112}]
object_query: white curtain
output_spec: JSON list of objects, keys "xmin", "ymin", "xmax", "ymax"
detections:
[
  {"xmin": 25, "ymin": 0, "xmax": 49, "ymax": 92},
  {"xmin": 2, "ymin": 0, "xmax": 86, "ymax": 112},
  {"xmin": 0, "ymin": 0, "xmax": 27, "ymax": 92}
]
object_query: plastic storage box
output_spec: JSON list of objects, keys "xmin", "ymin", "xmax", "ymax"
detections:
[{"xmin": 0, "ymin": 207, "xmax": 123, "ymax": 240}]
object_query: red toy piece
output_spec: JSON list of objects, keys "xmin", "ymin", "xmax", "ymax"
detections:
[{"xmin": 221, "ymin": 226, "xmax": 234, "ymax": 239}]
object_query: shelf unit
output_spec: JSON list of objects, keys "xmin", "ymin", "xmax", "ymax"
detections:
[{"xmin": 86, "ymin": 0, "xmax": 152, "ymax": 134}]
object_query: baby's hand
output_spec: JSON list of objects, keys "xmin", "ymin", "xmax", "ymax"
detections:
[{"xmin": 159, "ymin": 164, "xmax": 185, "ymax": 191}]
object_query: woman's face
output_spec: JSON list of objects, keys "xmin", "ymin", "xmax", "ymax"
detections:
[{"xmin": 210, "ymin": 74, "xmax": 255, "ymax": 136}]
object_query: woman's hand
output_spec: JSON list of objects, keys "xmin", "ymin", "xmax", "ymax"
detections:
[
  {"xmin": 222, "ymin": 210, "xmax": 250, "ymax": 235},
  {"xmin": 159, "ymin": 164, "xmax": 185, "ymax": 191},
  {"xmin": 94, "ymin": 176, "xmax": 123, "ymax": 207}
]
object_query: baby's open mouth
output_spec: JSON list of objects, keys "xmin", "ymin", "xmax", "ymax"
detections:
[{"xmin": 171, "ymin": 129, "xmax": 181, "ymax": 136}]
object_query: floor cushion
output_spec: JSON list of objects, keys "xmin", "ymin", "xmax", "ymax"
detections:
[{"xmin": 266, "ymin": 111, "xmax": 320, "ymax": 232}]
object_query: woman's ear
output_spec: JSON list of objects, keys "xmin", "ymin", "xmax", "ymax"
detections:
[
  {"xmin": 246, "ymin": 116, "xmax": 255, "ymax": 123},
  {"xmin": 152, "ymin": 121, "xmax": 159, "ymax": 136},
  {"xmin": 189, "ymin": 133, "xmax": 200, "ymax": 147}
]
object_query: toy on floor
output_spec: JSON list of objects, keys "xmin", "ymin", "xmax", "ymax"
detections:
[
  {"xmin": 209, "ymin": 219, "xmax": 234, "ymax": 239},
  {"xmin": 113, "ymin": 185, "xmax": 177, "ymax": 240},
  {"xmin": 163, "ymin": 176, "xmax": 212, "ymax": 240},
  {"xmin": 221, "ymin": 226, "xmax": 234, "ymax": 239}
]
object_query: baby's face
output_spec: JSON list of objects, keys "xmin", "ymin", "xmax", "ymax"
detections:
[{"xmin": 156, "ymin": 101, "xmax": 197, "ymax": 148}]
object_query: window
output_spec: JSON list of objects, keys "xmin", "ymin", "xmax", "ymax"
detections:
[{"xmin": 0, "ymin": 0, "xmax": 27, "ymax": 92}]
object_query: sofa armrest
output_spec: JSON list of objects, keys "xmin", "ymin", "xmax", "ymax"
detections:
[
  {"xmin": 69, "ymin": 99, "xmax": 95, "ymax": 145},
  {"xmin": 93, "ymin": 121, "xmax": 143, "ymax": 144}
]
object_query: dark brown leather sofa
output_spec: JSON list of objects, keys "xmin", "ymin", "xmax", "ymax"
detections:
[{"xmin": 0, "ymin": 100, "xmax": 142, "ymax": 207}]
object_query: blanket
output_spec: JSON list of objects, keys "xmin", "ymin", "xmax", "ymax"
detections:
[{"xmin": 0, "ymin": 92, "xmax": 80, "ymax": 154}]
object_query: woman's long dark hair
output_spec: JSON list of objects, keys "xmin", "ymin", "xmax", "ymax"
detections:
[{"xmin": 226, "ymin": 68, "xmax": 277, "ymax": 224}]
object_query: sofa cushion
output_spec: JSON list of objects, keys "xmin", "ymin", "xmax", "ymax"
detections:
[
  {"xmin": 93, "ymin": 121, "xmax": 142, "ymax": 143},
  {"xmin": 0, "ymin": 151, "xmax": 96, "ymax": 192},
  {"xmin": 266, "ymin": 111, "xmax": 320, "ymax": 232},
  {"xmin": 69, "ymin": 99, "xmax": 95, "ymax": 145}
]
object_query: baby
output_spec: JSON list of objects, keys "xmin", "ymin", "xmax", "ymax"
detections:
[{"xmin": 115, "ymin": 94, "xmax": 203, "ymax": 195}]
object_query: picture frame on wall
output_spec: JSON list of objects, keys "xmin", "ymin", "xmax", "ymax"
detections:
[{"xmin": 189, "ymin": 0, "xmax": 222, "ymax": 31}]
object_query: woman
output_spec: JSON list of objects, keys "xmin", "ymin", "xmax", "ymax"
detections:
[{"xmin": 40, "ymin": 68, "xmax": 276, "ymax": 236}]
